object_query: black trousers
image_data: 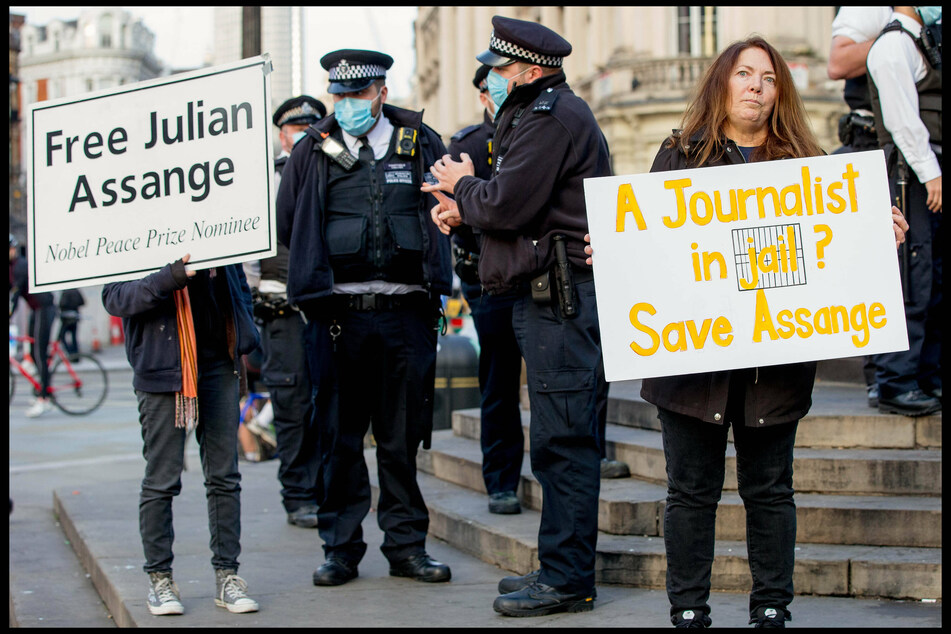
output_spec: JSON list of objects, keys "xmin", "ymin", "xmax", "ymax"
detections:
[
  {"xmin": 873, "ymin": 153, "xmax": 943, "ymax": 397},
  {"xmin": 461, "ymin": 282, "xmax": 524, "ymax": 495},
  {"xmin": 307, "ymin": 298, "xmax": 437, "ymax": 566},
  {"xmin": 659, "ymin": 403, "xmax": 798, "ymax": 624},
  {"xmin": 261, "ymin": 311, "xmax": 320, "ymax": 513},
  {"xmin": 511, "ymin": 278, "xmax": 603, "ymax": 594}
]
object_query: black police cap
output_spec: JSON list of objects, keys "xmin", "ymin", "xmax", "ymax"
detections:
[
  {"xmin": 272, "ymin": 95, "xmax": 326, "ymax": 127},
  {"xmin": 476, "ymin": 16, "xmax": 572, "ymax": 68},
  {"xmin": 472, "ymin": 64, "xmax": 492, "ymax": 90},
  {"xmin": 320, "ymin": 49, "xmax": 394, "ymax": 94}
]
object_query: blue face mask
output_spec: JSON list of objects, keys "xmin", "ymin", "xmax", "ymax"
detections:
[
  {"xmin": 486, "ymin": 67, "xmax": 531, "ymax": 111},
  {"xmin": 291, "ymin": 131, "xmax": 306, "ymax": 146},
  {"xmin": 916, "ymin": 6, "xmax": 941, "ymax": 26},
  {"xmin": 334, "ymin": 92, "xmax": 381, "ymax": 137}
]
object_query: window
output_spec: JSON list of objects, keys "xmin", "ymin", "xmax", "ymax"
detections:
[{"xmin": 675, "ymin": 7, "xmax": 718, "ymax": 57}]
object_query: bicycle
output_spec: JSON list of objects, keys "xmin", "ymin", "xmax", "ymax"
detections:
[{"xmin": 9, "ymin": 333, "xmax": 109, "ymax": 415}]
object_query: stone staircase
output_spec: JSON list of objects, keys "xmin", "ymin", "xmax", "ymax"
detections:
[{"xmin": 411, "ymin": 360, "xmax": 942, "ymax": 601}]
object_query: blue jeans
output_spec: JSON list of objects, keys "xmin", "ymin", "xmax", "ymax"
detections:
[
  {"xmin": 512, "ymin": 277, "xmax": 603, "ymax": 594},
  {"xmin": 659, "ymin": 406, "xmax": 797, "ymax": 622},
  {"xmin": 136, "ymin": 358, "xmax": 242, "ymax": 573}
]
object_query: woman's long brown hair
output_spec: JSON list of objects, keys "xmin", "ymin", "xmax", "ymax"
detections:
[{"xmin": 668, "ymin": 35, "xmax": 824, "ymax": 165}]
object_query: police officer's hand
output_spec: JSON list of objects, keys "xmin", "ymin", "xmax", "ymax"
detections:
[
  {"xmin": 924, "ymin": 175, "xmax": 941, "ymax": 213},
  {"xmin": 424, "ymin": 153, "xmax": 475, "ymax": 195},
  {"xmin": 180, "ymin": 253, "xmax": 198, "ymax": 278},
  {"xmin": 429, "ymin": 191, "xmax": 462, "ymax": 235},
  {"xmin": 891, "ymin": 206, "xmax": 909, "ymax": 249},
  {"xmin": 583, "ymin": 233, "xmax": 593, "ymax": 266}
]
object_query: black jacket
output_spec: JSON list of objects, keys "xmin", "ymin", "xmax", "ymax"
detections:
[
  {"xmin": 276, "ymin": 104, "xmax": 452, "ymax": 314},
  {"xmin": 453, "ymin": 71, "xmax": 612, "ymax": 294},
  {"xmin": 640, "ymin": 131, "xmax": 817, "ymax": 427},
  {"xmin": 448, "ymin": 111, "xmax": 496, "ymax": 256},
  {"xmin": 102, "ymin": 262, "xmax": 259, "ymax": 393}
]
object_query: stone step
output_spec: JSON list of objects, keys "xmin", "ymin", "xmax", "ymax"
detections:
[
  {"xmin": 420, "ymin": 429, "xmax": 942, "ymax": 548},
  {"xmin": 604, "ymin": 380, "xmax": 941, "ymax": 449},
  {"xmin": 383, "ymin": 456, "xmax": 942, "ymax": 601},
  {"xmin": 452, "ymin": 410, "xmax": 941, "ymax": 497}
]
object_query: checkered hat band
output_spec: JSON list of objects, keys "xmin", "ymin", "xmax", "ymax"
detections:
[
  {"xmin": 329, "ymin": 63, "xmax": 387, "ymax": 82},
  {"xmin": 489, "ymin": 33, "xmax": 562, "ymax": 67},
  {"xmin": 277, "ymin": 107, "xmax": 311, "ymax": 126}
]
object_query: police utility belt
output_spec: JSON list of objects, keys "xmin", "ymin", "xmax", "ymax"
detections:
[
  {"xmin": 252, "ymin": 291, "xmax": 299, "ymax": 322},
  {"xmin": 332, "ymin": 292, "xmax": 430, "ymax": 312},
  {"xmin": 452, "ymin": 245, "xmax": 481, "ymax": 285},
  {"xmin": 529, "ymin": 235, "xmax": 591, "ymax": 320},
  {"xmin": 837, "ymin": 111, "xmax": 877, "ymax": 147}
]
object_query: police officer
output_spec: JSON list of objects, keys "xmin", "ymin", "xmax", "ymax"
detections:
[
  {"xmin": 447, "ymin": 65, "xmax": 524, "ymax": 515},
  {"xmin": 827, "ymin": 7, "xmax": 893, "ymax": 407},
  {"xmin": 426, "ymin": 17, "xmax": 611, "ymax": 617},
  {"xmin": 277, "ymin": 49, "xmax": 453, "ymax": 587},
  {"xmin": 828, "ymin": 7, "xmax": 893, "ymax": 155},
  {"xmin": 248, "ymin": 95, "xmax": 326, "ymax": 528},
  {"xmin": 867, "ymin": 6, "xmax": 942, "ymax": 416}
]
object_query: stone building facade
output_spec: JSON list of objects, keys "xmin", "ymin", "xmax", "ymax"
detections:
[{"xmin": 415, "ymin": 6, "xmax": 848, "ymax": 175}]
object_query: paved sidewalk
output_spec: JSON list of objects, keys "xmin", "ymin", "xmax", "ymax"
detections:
[{"xmin": 50, "ymin": 453, "xmax": 941, "ymax": 628}]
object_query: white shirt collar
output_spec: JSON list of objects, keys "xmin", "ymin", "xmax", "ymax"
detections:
[{"xmin": 341, "ymin": 113, "xmax": 394, "ymax": 161}]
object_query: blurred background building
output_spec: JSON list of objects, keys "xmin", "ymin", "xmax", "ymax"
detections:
[{"xmin": 414, "ymin": 6, "xmax": 846, "ymax": 175}]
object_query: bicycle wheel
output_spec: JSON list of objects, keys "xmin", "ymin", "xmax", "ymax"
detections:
[{"xmin": 49, "ymin": 353, "xmax": 109, "ymax": 415}]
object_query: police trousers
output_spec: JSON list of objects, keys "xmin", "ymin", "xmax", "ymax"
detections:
[
  {"xmin": 261, "ymin": 311, "xmax": 319, "ymax": 512},
  {"xmin": 461, "ymin": 281, "xmax": 524, "ymax": 496},
  {"xmin": 306, "ymin": 297, "xmax": 437, "ymax": 566},
  {"xmin": 511, "ymin": 277, "xmax": 603, "ymax": 594},
  {"xmin": 873, "ymin": 159, "xmax": 943, "ymax": 397}
]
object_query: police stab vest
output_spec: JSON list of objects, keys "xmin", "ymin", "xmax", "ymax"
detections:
[
  {"xmin": 869, "ymin": 20, "xmax": 942, "ymax": 150},
  {"xmin": 323, "ymin": 127, "xmax": 425, "ymax": 284}
]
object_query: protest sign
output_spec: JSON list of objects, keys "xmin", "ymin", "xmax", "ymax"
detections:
[
  {"xmin": 25, "ymin": 56, "xmax": 275, "ymax": 293},
  {"xmin": 583, "ymin": 150, "xmax": 908, "ymax": 382}
]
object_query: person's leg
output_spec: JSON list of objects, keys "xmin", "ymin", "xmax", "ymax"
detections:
[
  {"xmin": 658, "ymin": 407, "xmax": 728, "ymax": 626},
  {"xmin": 372, "ymin": 306, "xmax": 436, "ymax": 565},
  {"xmin": 466, "ymin": 287, "xmax": 524, "ymax": 499},
  {"xmin": 33, "ymin": 305, "xmax": 55, "ymax": 398},
  {"xmin": 313, "ymin": 311, "xmax": 371, "ymax": 567},
  {"xmin": 262, "ymin": 314, "xmax": 320, "ymax": 516},
  {"xmin": 511, "ymin": 280, "xmax": 601, "ymax": 596},
  {"xmin": 193, "ymin": 358, "xmax": 242, "ymax": 572},
  {"xmin": 732, "ymin": 421, "xmax": 799, "ymax": 624},
  {"xmin": 136, "ymin": 389, "xmax": 186, "ymax": 574}
]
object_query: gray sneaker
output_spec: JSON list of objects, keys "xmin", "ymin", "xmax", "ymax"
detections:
[
  {"xmin": 147, "ymin": 571, "xmax": 184, "ymax": 616},
  {"xmin": 214, "ymin": 569, "xmax": 259, "ymax": 613}
]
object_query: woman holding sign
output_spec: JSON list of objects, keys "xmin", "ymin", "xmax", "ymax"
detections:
[{"xmin": 641, "ymin": 37, "xmax": 831, "ymax": 629}]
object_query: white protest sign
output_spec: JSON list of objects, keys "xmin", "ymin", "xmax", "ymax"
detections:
[
  {"xmin": 583, "ymin": 150, "xmax": 908, "ymax": 382},
  {"xmin": 26, "ymin": 56, "xmax": 275, "ymax": 293}
]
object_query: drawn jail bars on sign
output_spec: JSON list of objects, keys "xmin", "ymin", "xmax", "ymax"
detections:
[{"xmin": 732, "ymin": 223, "xmax": 807, "ymax": 292}]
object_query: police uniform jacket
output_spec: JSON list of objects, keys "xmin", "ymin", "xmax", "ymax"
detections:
[
  {"xmin": 640, "ymin": 131, "xmax": 816, "ymax": 428},
  {"xmin": 276, "ymin": 104, "xmax": 452, "ymax": 313},
  {"xmin": 448, "ymin": 111, "xmax": 495, "ymax": 256},
  {"xmin": 453, "ymin": 71, "xmax": 611, "ymax": 294}
]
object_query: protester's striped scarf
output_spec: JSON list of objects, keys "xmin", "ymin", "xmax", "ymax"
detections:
[{"xmin": 173, "ymin": 287, "xmax": 198, "ymax": 430}]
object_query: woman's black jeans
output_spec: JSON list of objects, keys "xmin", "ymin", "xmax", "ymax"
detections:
[{"xmin": 659, "ymin": 406, "xmax": 797, "ymax": 623}]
